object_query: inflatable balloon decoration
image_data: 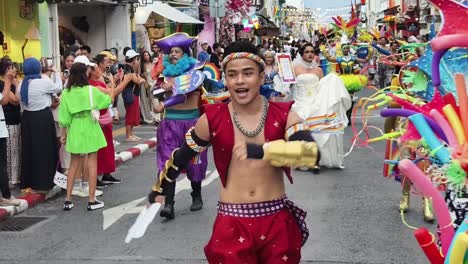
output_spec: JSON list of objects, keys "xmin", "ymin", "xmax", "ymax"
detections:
[{"xmin": 347, "ymin": 1, "xmax": 468, "ymax": 259}]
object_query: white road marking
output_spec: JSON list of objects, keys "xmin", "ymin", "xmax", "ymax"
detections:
[
  {"xmin": 118, "ymin": 151, "xmax": 133, "ymax": 162},
  {"xmin": 102, "ymin": 170, "xmax": 218, "ymax": 230}
]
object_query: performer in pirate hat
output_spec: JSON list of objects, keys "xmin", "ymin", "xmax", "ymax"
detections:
[{"xmin": 152, "ymin": 33, "xmax": 208, "ymax": 219}]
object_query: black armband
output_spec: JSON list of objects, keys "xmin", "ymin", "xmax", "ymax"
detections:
[
  {"xmin": 285, "ymin": 123, "xmax": 320, "ymax": 163},
  {"xmin": 289, "ymin": 130, "xmax": 315, "ymax": 142},
  {"xmin": 151, "ymin": 127, "xmax": 209, "ymax": 194},
  {"xmin": 246, "ymin": 143, "xmax": 264, "ymax": 159},
  {"xmin": 285, "ymin": 123, "xmax": 316, "ymax": 142}
]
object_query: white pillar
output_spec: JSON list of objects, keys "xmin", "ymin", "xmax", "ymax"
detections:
[{"xmin": 49, "ymin": 4, "xmax": 61, "ymax": 70}]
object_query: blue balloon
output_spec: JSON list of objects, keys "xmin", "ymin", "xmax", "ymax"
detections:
[{"xmin": 357, "ymin": 46, "xmax": 369, "ymax": 59}]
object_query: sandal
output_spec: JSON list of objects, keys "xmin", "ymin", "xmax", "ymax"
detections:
[{"xmin": 125, "ymin": 136, "xmax": 139, "ymax": 142}]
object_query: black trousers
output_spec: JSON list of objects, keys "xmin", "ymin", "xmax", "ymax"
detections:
[{"xmin": 0, "ymin": 138, "xmax": 11, "ymax": 199}]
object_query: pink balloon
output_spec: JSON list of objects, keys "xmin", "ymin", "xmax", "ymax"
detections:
[
  {"xmin": 398, "ymin": 159, "xmax": 455, "ymax": 256},
  {"xmin": 429, "ymin": 109, "xmax": 459, "ymax": 148},
  {"xmin": 431, "ymin": 34, "xmax": 468, "ymax": 52}
]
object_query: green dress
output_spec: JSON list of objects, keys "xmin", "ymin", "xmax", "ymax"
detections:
[{"xmin": 58, "ymin": 85, "xmax": 111, "ymax": 154}]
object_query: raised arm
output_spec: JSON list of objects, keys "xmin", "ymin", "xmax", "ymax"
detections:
[
  {"xmin": 148, "ymin": 114, "xmax": 211, "ymax": 203},
  {"xmin": 320, "ymin": 45, "xmax": 338, "ymax": 63}
]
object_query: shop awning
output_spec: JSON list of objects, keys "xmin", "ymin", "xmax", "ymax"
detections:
[{"xmin": 135, "ymin": 1, "xmax": 203, "ymax": 25}]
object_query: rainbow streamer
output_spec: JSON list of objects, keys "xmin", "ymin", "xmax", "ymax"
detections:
[
  {"xmin": 305, "ymin": 113, "xmax": 346, "ymax": 134},
  {"xmin": 203, "ymin": 63, "xmax": 221, "ymax": 81}
]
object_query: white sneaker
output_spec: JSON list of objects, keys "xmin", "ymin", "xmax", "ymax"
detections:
[
  {"xmin": 87, "ymin": 199, "xmax": 104, "ymax": 211},
  {"xmin": 72, "ymin": 187, "xmax": 89, "ymax": 197},
  {"xmin": 82, "ymin": 186, "xmax": 103, "ymax": 197},
  {"xmin": 113, "ymin": 140, "xmax": 120, "ymax": 146}
]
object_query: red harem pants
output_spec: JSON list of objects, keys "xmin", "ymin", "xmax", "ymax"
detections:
[{"xmin": 204, "ymin": 196, "xmax": 308, "ymax": 264}]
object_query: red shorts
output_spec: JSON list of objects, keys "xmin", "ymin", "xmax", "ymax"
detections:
[
  {"xmin": 204, "ymin": 196, "xmax": 308, "ymax": 264},
  {"xmin": 125, "ymin": 95, "xmax": 140, "ymax": 126}
]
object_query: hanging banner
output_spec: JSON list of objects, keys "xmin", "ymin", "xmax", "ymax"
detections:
[{"xmin": 276, "ymin": 53, "xmax": 297, "ymax": 84}]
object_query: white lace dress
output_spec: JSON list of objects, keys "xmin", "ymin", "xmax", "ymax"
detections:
[{"xmin": 292, "ymin": 73, "xmax": 352, "ymax": 168}]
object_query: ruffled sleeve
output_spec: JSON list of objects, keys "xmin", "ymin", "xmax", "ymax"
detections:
[{"xmin": 58, "ymin": 90, "xmax": 72, "ymax": 127}]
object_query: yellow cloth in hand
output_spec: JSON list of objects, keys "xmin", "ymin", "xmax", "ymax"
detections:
[{"xmin": 263, "ymin": 140, "xmax": 318, "ymax": 168}]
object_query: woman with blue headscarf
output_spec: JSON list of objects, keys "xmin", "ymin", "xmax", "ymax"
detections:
[{"xmin": 19, "ymin": 57, "xmax": 62, "ymax": 194}]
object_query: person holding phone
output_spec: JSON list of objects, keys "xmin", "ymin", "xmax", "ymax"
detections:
[
  {"xmin": 0, "ymin": 57, "xmax": 21, "ymax": 190},
  {"xmin": 61, "ymin": 53, "xmax": 75, "ymax": 85},
  {"xmin": 0, "ymin": 60, "xmax": 21, "ymax": 206}
]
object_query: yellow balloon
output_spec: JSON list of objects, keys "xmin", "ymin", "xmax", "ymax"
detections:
[
  {"xmin": 443, "ymin": 104, "xmax": 467, "ymax": 145},
  {"xmin": 448, "ymin": 232, "xmax": 468, "ymax": 264}
]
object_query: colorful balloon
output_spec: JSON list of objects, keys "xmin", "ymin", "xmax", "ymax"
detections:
[
  {"xmin": 408, "ymin": 113, "xmax": 451, "ymax": 164},
  {"xmin": 455, "ymin": 74, "xmax": 468, "ymax": 140},
  {"xmin": 430, "ymin": 109, "xmax": 459, "ymax": 148},
  {"xmin": 432, "ymin": 49, "xmax": 448, "ymax": 87},
  {"xmin": 442, "ymin": 105, "xmax": 467, "ymax": 145},
  {"xmin": 444, "ymin": 216, "xmax": 468, "ymax": 264},
  {"xmin": 431, "ymin": 34, "xmax": 468, "ymax": 52},
  {"xmin": 446, "ymin": 232, "xmax": 468, "ymax": 264},
  {"xmin": 398, "ymin": 159, "xmax": 455, "ymax": 255},
  {"xmin": 381, "ymin": 109, "xmax": 448, "ymax": 143},
  {"xmin": 414, "ymin": 228, "xmax": 444, "ymax": 264}
]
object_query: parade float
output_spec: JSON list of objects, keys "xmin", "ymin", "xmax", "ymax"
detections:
[{"xmin": 352, "ymin": 1, "xmax": 468, "ymax": 262}]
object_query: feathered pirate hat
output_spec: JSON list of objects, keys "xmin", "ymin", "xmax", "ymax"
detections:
[{"xmin": 155, "ymin": 32, "xmax": 197, "ymax": 55}]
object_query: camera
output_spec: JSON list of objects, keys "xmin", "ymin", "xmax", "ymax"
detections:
[
  {"xmin": 110, "ymin": 63, "xmax": 132, "ymax": 75},
  {"xmin": 64, "ymin": 69, "xmax": 70, "ymax": 77}
]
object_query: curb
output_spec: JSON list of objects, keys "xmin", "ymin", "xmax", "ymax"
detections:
[
  {"xmin": 115, "ymin": 137, "xmax": 157, "ymax": 166},
  {"xmin": 0, "ymin": 137, "xmax": 157, "ymax": 221}
]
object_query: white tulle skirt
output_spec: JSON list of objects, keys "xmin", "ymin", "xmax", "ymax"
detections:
[{"xmin": 292, "ymin": 73, "xmax": 351, "ymax": 168}]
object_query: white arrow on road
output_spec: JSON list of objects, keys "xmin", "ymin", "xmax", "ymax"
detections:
[{"xmin": 102, "ymin": 170, "xmax": 219, "ymax": 230}]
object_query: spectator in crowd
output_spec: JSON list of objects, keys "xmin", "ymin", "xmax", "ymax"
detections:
[
  {"xmin": 140, "ymin": 50, "xmax": 156, "ymax": 124},
  {"xmin": 110, "ymin": 47, "xmax": 119, "ymax": 61},
  {"xmin": 197, "ymin": 41, "xmax": 210, "ymax": 63},
  {"xmin": 210, "ymin": 43, "xmax": 222, "ymax": 69},
  {"xmin": 0, "ymin": 57, "xmax": 21, "ymax": 189},
  {"xmin": 106, "ymin": 49, "xmax": 122, "ymax": 125},
  {"xmin": 150, "ymin": 43, "xmax": 164, "ymax": 124},
  {"xmin": 19, "ymin": 58, "xmax": 62, "ymax": 195},
  {"xmin": 151, "ymin": 42, "xmax": 161, "ymax": 57},
  {"xmin": 40, "ymin": 57, "xmax": 66, "ymax": 175},
  {"xmin": 218, "ymin": 49, "xmax": 224, "ymax": 62},
  {"xmin": 61, "ymin": 53, "xmax": 75, "ymax": 85},
  {"xmin": 0, "ymin": 64, "xmax": 21, "ymax": 206},
  {"xmin": 90, "ymin": 54, "xmax": 126, "ymax": 186},
  {"xmin": 58, "ymin": 56, "xmax": 111, "ymax": 211},
  {"xmin": 80, "ymin": 45, "xmax": 91, "ymax": 59},
  {"xmin": 123, "ymin": 49, "xmax": 146, "ymax": 141},
  {"xmin": 123, "ymin": 47, "xmax": 132, "ymax": 61},
  {"xmin": 66, "ymin": 45, "xmax": 81, "ymax": 57},
  {"xmin": 151, "ymin": 43, "xmax": 164, "ymax": 81}
]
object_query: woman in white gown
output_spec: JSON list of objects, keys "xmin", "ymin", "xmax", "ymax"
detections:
[{"xmin": 292, "ymin": 43, "xmax": 352, "ymax": 171}]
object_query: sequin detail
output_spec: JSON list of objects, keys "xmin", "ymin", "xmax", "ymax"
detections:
[{"xmin": 217, "ymin": 195, "xmax": 309, "ymax": 246}]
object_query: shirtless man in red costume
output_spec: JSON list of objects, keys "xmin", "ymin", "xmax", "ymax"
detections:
[{"xmin": 148, "ymin": 41, "xmax": 319, "ymax": 263}]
